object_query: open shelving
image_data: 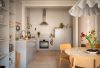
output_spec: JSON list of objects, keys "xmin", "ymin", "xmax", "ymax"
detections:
[
  {"xmin": 0, "ymin": 23, "xmax": 7, "ymax": 26},
  {"xmin": 0, "ymin": 0, "xmax": 9, "ymax": 68},
  {"xmin": 0, "ymin": 39, "xmax": 5, "ymax": 42}
]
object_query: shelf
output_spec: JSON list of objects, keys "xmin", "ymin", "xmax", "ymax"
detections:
[
  {"xmin": 0, "ymin": 7, "xmax": 7, "ymax": 12},
  {"xmin": 0, "ymin": 39, "xmax": 5, "ymax": 41},
  {"xmin": 9, "ymin": 51, "xmax": 14, "ymax": 56},
  {"xmin": 0, "ymin": 23, "xmax": 7, "ymax": 26},
  {"xmin": 0, "ymin": 52, "xmax": 7, "ymax": 60},
  {"xmin": 9, "ymin": 12, "xmax": 15, "ymax": 15}
]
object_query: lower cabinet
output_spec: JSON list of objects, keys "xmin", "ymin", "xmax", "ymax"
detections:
[
  {"xmin": 26, "ymin": 40, "xmax": 36, "ymax": 64},
  {"xmin": 16, "ymin": 39, "xmax": 36, "ymax": 68}
]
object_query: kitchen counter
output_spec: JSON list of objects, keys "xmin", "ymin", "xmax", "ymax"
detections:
[{"xmin": 16, "ymin": 39, "xmax": 37, "ymax": 68}]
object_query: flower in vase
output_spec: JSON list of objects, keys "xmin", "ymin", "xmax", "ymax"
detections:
[{"xmin": 80, "ymin": 30, "xmax": 97, "ymax": 49}]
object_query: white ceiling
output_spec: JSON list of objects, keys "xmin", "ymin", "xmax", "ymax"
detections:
[{"xmin": 22, "ymin": 0, "xmax": 77, "ymax": 1}]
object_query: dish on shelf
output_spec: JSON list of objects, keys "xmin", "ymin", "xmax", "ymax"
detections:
[
  {"xmin": 0, "ymin": 52, "xmax": 6, "ymax": 60},
  {"xmin": 0, "ymin": 38, "xmax": 4, "ymax": 40},
  {"xmin": 0, "ymin": 7, "xmax": 7, "ymax": 11},
  {"xmin": 0, "ymin": 23, "xmax": 7, "ymax": 26}
]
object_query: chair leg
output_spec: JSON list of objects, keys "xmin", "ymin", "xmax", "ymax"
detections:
[{"xmin": 60, "ymin": 58, "xmax": 61, "ymax": 65}]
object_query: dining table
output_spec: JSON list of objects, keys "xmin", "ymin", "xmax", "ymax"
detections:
[
  {"xmin": 65, "ymin": 47, "xmax": 100, "ymax": 56},
  {"xmin": 65, "ymin": 47, "xmax": 100, "ymax": 68}
]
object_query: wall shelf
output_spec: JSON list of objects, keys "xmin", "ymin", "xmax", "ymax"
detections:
[
  {"xmin": 0, "ymin": 39, "xmax": 5, "ymax": 42},
  {"xmin": 0, "ymin": 23, "xmax": 7, "ymax": 26},
  {"xmin": 0, "ymin": 7, "xmax": 7, "ymax": 12},
  {"xmin": 0, "ymin": 53, "xmax": 7, "ymax": 60}
]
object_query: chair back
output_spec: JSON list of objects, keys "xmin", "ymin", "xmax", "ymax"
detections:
[
  {"xmin": 59, "ymin": 43, "xmax": 72, "ymax": 66},
  {"xmin": 60, "ymin": 43, "xmax": 71, "ymax": 51}
]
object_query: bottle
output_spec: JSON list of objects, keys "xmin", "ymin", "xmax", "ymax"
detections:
[{"xmin": 27, "ymin": 31, "xmax": 31, "ymax": 39}]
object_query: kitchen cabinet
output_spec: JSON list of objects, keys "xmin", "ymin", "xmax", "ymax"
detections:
[
  {"xmin": 27, "ymin": 40, "xmax": 36, "ymax": 64},
  {"xmin": 16, "ymin": 39, "xmax": 37, "ymax": 68},
  {"xmin": 0, "ymin": 0, "xmax": 9, "ymax": 68}
]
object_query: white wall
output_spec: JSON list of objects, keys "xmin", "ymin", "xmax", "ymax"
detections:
[
  {"xmin": 97, "ymin": 15, "xmax": 100, "ymax": 39},
  {"xmin": 16, "ymin": 0, "xmax": 22, "ymax": 23},
  {"xmin": 28, "ymin": 8, "xmax": 72, "ymax": 37},
  {"xmin": 78, "ymin": 16, "xmax": 97, "ymax": 46},
  {"xmin": 15, "ymin": 0, "xmax": 22, "ymax": 40}
]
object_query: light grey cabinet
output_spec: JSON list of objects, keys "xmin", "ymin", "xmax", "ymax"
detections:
[
  {"xmin": 27, "ymin": 40, "xmax": 36, "ymax": 64},
  {"xmin": 16, "ymin": 39, "xmax": 36, "ymax": 68}
]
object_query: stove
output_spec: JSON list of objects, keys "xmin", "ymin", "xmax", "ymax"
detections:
[
  {"xmin": 37, "ymin": 37, "xmax": 50, "ymax": 50},
  {"xmin": 39, "ymin": 40, "xmax": 49, "ymax": 49}
]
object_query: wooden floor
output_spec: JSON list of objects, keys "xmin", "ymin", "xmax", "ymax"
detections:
[{"xmin": 27, "ymin": 50, "xmax": 70, "ymax": 68}]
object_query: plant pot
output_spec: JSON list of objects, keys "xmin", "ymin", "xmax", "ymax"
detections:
[
  {"xmin": 86, "ymin": 49, "xmax": 99, "ymax": 54},
  {"xmin": 86, "ymin": 49, "xmax": 99, "ymax": 52}
]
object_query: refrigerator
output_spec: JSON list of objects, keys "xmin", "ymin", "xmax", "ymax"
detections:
[{"xmin": 53, "ymin": 28, "xmax": 72, "ymax": 50}]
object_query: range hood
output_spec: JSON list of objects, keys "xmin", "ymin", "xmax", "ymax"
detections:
[{"xmin": 40, "ymin": 8, "xmax": 48, "ymax": 25}]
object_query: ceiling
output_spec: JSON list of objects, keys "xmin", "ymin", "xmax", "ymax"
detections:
[{"xmin": 22, "ymin": 0, "xmax": 77, "ymax": 1}]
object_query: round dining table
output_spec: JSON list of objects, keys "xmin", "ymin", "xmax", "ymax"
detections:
[
  {"xmin": 65, "ymin": 47, "xmax": 100, "ymax": 56},
  {"xmin": 65, "ymin": 47, "xmax": 100, "ymax": 68}
]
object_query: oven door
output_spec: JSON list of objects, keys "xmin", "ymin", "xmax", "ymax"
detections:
[{"xmin": 39, "ymin": 40, "xmax": 49, "ymax": 49}]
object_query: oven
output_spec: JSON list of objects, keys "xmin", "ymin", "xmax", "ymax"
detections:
[{"xmin": 39, "ymin": 40, "xmax": 49, "ymax": 49}]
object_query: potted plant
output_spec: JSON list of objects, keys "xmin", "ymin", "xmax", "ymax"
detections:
[
  {"xmin": 37, "ymin": 32, "xmax": 40, "ymax": 37},
  {"xmin": 59, "ymin": 23, "xmax": 64, "ymax": 28},
  {"xmin": 80, "ymin": 29, "xmax": 100, "ymax": 52}
]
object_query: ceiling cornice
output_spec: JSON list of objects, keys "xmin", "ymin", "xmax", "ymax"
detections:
[
  {"xmin": 22, "ymin": 0, "xmax": 77, "ymax": 1},
  {"xmin": 22, "ymin": 0, "xmax": 77, "ymax": 7}
]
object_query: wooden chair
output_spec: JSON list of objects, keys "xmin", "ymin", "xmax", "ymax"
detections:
[
  {"xmin": 72, "ymin": 56, "xmax": 95, "ymax": 68},
  {"xmin": 94, "ymin": 56, "xmax": 100, "ymax": 68},
  {"xmin": 16, "ymin": 52, "xmax": 20, "ymax": 68},
  {"xmin": 59, "ymin": 43, "xmax": 71, "ymax": 66}
]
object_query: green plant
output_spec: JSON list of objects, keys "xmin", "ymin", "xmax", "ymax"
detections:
[
  {"xmin": 37, "ymin": 32, "xmax": 40, "ymax": 37},
  {"xmin": 80, "ymin": 30, "xmax": 100, "ymax": 49},
  {"xmin": 59, "ymin": 23, "xmax": 64, "ymax": 28}
]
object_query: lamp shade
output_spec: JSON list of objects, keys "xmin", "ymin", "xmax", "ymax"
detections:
[{"xmin": 69, "ymin": 0, "xmax": 100, "ymax": 17}]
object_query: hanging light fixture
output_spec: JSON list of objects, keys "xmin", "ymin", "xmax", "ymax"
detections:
[
  {"xmin": 40, "ymin": 8, "xmax": 48, "ymax": 25},
  {"xmin": 69, "ymin": 0, "xmax": 100, "ymax": 17}
]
